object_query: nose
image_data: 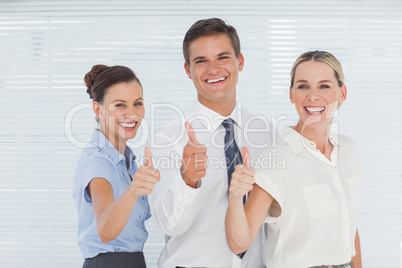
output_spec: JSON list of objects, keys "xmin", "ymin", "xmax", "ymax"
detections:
[
  {"xmin": 307, "ymin": 88, "xmax": 320, "ymax": 101},
  {"xmin": 207, "ymin": 60, "xmax": 220, "ymax": 74},
  {"xmin": 124, "ymin": 105, "xmax": 140, "ymax": 120}
]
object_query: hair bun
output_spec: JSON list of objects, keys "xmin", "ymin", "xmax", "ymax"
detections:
[{"xmin": 84, "ymin": 64, "xmax": 109, "ymax": 98}]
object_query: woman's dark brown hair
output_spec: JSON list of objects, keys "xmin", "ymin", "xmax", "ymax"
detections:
[{"xmin": 84, "ymin": 64, "xmax": 142, "ymax": 104}]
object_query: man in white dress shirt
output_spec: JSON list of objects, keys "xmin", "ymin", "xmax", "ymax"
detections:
[{"xmin": 149, "ymin": 18, "xmax": 274, "ymax": 268}]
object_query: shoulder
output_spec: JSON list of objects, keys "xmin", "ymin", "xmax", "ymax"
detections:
[
  {"xmin": 252, "ymin": 138, "xmax": 291, "ymax": 175},
  {"xmin": 79, "ymin": 145, "xmax": 112, "ymax": 164},
  {"xmin": 336, "ymin": 133, "xmax": 359, "ymax": 154},
  {"xmin": 337, "ymin": 133, "xmax": 356, "ymax": 146},
  {"xmin": 240, "ymin": 108, "xmax": 272, "ymax": 127},
  {"xmin": 75, "ymin": 146, "xmax": 116, "ymax": 180}
]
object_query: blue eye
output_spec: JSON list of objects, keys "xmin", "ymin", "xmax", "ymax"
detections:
[
  {"xmin": 195, "ymin": 60, "xmax": 205, "ymax": 64},
  {"xmin": 320, "ymin": 84, "xmax": 330, "ymax": 89},
  {"xmin": 298, "ymin": 85, "xmax": 308, "ymax": 89},
  {"xmin": 219, "ymin": 56, "xmax": 229, "ymax": 60},
  {"xmin": 134, "ymin": 102, "xmax": 143, "ymax": 107},
  {"xmin": 115, "ymin": 103, "xmax": 125, "ymax": 107}
]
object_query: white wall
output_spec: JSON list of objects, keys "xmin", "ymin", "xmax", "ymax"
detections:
[{"xmin": 0, "ymin": 1, "xmax": 401, "ymax": 267}]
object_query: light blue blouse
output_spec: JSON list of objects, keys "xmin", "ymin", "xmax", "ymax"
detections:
[{"xmin": 72, "ymin": 129, "xmax": 151, "ymax": 259}]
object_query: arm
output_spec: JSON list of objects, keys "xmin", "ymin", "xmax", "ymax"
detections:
[
  {"xmin": 225, "ymin": 147, "xmax": 274, "ymax": 254},
  {"xmin": 149, "ymin": 123, "xmax": 207, "ymax": 236},
  {"xmin": 351, "ymin": 228, "xmax": 362, "ymax": 268},
  {"xmin": 90, "ymin": 147, "xmax": 160, "ymax": 243}
]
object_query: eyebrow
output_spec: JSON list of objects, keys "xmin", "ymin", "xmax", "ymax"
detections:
[
  {"xmin": 113, "ymin": 98, "xmax": 143, "ymax": 103},
  {"xmin": 318, "ymin": 80, "xmax": 333, "ymax": 84},
  {"xmin": 191, "ymin": 51, "xmax": 233, "ymax": 62},
  {"xmin": 295, "ymin": 80, "xmax": 334, "ymax": 84}
]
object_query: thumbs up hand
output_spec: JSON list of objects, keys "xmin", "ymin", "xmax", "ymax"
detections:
[
  {"xmin": 229, "ymin": 146, "xmax": 256, "ymax": 199},
  {"xmin": 181, "ymin": 122, "xmax": 207, "ymax": 188},
  {"xmin": 130, "ymin": 146, "xmax": 160, "ymax": 197}
]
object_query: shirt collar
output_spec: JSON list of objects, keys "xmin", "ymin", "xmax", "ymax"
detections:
[
  {"xmin": 90, "ymin": 129, "xmax": 136, "ymax": 166},
  {"xmin": 281, "ymin": 126, "xmax": 341, "ymax": 155},
  {"xmin": 191, "ymin": 99, "xmax": 242, "ymax": 133}
]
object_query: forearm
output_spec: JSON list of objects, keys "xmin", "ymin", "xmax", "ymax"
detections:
[
  {"xmin": 96, "ymin": 188, "xmax": 137, "ymax": 243},
  {"xmin": 352, "ymin": 229, "xmax": 362, "ymax": 268},
  {"xmin": 225, "ymin": 196, "xmax": 252, "ymax": 254}
]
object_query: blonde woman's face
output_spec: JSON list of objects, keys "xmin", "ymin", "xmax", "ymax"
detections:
[{"xmin": 290, "ymin": 61, "xmax": 347, "ymax": 130}]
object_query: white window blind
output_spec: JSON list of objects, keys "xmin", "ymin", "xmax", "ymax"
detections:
[{"xmin": 0, "ymin": 1, "xmax": 401, "ymax": 267}]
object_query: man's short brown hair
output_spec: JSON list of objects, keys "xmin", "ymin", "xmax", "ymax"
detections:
[{"xmin": 182, "ymin": 18, "xmax": 241, "ymax": 65}]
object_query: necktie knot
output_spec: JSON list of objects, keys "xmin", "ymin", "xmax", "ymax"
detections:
[{"xmin": 222, "ymin": 118, "xmax": 235, "ymax": 134}]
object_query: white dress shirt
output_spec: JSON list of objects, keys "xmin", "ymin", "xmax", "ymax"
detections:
[
  {"xmin": 149, "ymin": 100, "xmax": 274, "ymax": 268},
  {"xmin": 254, "ymin": 127, "xmax": 364, "ymax": 268}
]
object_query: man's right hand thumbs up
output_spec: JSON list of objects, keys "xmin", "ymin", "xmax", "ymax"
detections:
[{"xmin": 181, "ymin": 122, "xmax": 207, "ymax": 188}]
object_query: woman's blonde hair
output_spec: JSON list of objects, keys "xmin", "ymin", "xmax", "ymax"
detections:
[{"xmin": 290, "ymin": 50, "xmax": 345, "ymax": 88}]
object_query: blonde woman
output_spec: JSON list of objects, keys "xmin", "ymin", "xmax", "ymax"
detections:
[{"xmin": 225, "ymin": 51, "xmax": 363, "ymax": 268}]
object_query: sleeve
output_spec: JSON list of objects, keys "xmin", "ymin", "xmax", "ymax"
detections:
[
  {"xmin": 80, "ymin": 153, "xmax": 116, "ymax": 203},
  {"xmin": 148, "ymin": 131, "xmax": 201, "ymax": 237},
  {"xmin": 341, "ymin": 134, "xmax": 365, "ymax": 206},
  {"xmin": 254, "ymin": 166, "xmax": 284, "ymax": 223}
]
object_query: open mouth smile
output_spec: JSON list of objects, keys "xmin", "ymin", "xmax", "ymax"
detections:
[
  {"xmin": 119, "ymin": 122, "xmax": 137, "ymax": 130},
  {"xmin": 206, "ymin": 77, "xmax": 226, "ymax": 84},
  {"xmin": 305, "ymin": 106, "xmax": 325, "ymax": 114}
]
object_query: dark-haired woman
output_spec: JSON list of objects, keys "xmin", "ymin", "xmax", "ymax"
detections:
[{"xmin": 72, "ymin": 65, "xmax": 160, "ymax": 268}]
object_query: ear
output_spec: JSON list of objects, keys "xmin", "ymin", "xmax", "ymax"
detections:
[
  {"xmin": 339, "ymin": 84, "xmax": 347, "ymax": 103},
  {"xmin": 92, "ymin": 101, "xmax": 105, "ymax": 121},
  {"xmin": 289, "ymin": 87, "xmax": 295, "ymax": 104},
  {"xmin": 184, "ymin": 62, "xmax": 192, "ymax": 79},
  {"xmin": 238, "ymin": 53, "xmax": 244, "ymax": 72}
]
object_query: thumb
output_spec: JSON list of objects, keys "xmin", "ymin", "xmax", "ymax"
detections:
[
  {"xmin": 185, "ymin": 122, "xmax": 200, "ymax": 145},
  {"xmin": 242, "ymin": 146, "xmax": 250, "ymax": 168},
  {"xmin": 144, "ymin": 146, "xmax": 153, "ymax": 168}
]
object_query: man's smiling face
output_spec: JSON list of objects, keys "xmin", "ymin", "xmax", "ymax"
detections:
[{"xmin": 184, "ymin": 34, "xmax": 244, "ymax": 113}]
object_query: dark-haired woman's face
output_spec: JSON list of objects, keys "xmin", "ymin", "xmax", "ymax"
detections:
[{"xmin": 98, "ymin": 81, "xmax": 144, "ymax": 145}]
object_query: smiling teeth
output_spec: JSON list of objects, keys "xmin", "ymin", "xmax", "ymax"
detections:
[
  {"xmin": 207, "ymin": 77, "xmax": 226, "ymax": 83},
  {"xmin": 119, "ymin": 122, "xmax": 136, "ymax": 128},
  {"xmin": 305, "ymin": 107, "xmax": 325, "ymax": 113}
]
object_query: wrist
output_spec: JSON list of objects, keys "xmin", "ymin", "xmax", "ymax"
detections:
[
  {"xmin": 182, "ymin": 175, "xmax": 201, "ymax": 189},
  {"xmin": 229, "ymin": 193, "xmax": 245, "ymax": 203},
  {"xmin": 180, "ymin": 165, "xmax": 201, "ymax": 189},
  {"xmin": 129, "ymin": 185, "xmax": 140, "ymax": 200}
]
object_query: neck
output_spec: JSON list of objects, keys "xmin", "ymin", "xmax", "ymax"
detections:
[{"xmin": 294, "ymin": 121, "xmax": 333, "ymax": 159}]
